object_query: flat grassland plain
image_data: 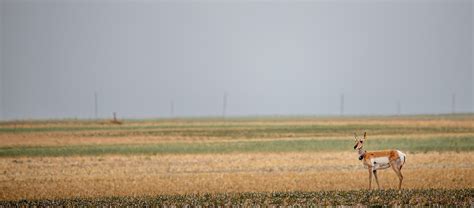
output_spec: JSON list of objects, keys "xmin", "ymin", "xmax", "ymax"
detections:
[{"xmin": 0, "ymin": 115, "xmax": 473, "ymax": 206}]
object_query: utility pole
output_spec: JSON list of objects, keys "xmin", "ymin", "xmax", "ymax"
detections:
[
  {"xmin": 397, "ymin": 100, "xmax": 401, "ymax": 116},
  {"xmin": 94, "ymin": 92, "xmax": 98, "ymax": 119},
  {"xmin": 170, "ymin": 101, "xmax": 174, "ymax": 118},
  {"xmin": 340, "ymin": 93, "xmax": 344, "ymax": 116},
  {"xmin": 222, "ymin": 92, "xmax": 227, "ymax": 118},
  {"xmin": 451, "ymin": 93, "xmax": 456, "ymax": 114}
]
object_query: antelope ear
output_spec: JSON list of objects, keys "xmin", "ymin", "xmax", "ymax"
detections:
[{"xmin": 363, "ymin": 132, "xmax": 367, "ymax": 139}]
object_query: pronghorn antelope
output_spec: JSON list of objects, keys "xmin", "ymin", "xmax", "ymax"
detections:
[{"xmin": 354, "ymin": 132, "xmax": 406, "ymax": 190}]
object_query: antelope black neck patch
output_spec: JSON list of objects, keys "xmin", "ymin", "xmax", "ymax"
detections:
[{"xmin": 358, "ymin": 151, "xmax": 366, "ymax": 160}]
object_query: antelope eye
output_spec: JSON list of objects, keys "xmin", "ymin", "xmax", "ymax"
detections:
[{"xmin": 361, "ymin": 141, "xmax": 363, "ymax": 143}]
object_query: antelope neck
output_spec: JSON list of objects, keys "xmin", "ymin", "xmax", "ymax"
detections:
[{"xmin": 358, "ymin": 148, "xmax": 366, "ymax": 160}]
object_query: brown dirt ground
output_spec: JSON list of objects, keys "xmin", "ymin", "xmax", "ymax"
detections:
[{"xmin": 0, "ymin": 151, "xmax": 472, "ymax": 200}]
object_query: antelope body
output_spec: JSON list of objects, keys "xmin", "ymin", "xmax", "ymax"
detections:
[{"xmin": 354, "ymin": 132, "xmax": 406, "ymax": 189}]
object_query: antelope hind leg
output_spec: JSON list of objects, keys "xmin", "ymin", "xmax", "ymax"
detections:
[{"xmin": 390, "ymin": 161, "xmax": 403, "ymax": 189}]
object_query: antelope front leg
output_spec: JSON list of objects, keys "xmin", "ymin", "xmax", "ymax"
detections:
[
  {"xmin": 373, "ymin": 169, "xmax": 380, "ymax": 189},
  {"xmin": 368, "ymin": 167, "xmax": 373, "ymax": 190}
]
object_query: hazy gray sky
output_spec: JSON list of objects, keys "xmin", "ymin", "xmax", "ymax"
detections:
[{"xmin": 0, "ymin": 0, "xmax": 472, "ymax": 120}]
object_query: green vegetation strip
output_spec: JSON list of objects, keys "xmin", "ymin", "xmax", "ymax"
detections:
[
  {"xmin": 0, "ymin": 136, "xmax": 472, "ymax": 157},
  {"xmin": 2, "ymin": 189, "xmax": 472, "ymax": 206},
  {"xmin": 1, "ymin": 124, "xmax": 473, "ymax": 138}
]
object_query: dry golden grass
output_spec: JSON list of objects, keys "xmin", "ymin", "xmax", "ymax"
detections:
[
  {"xmin": 1, "ymin": 151, "xmax": 472, "ymax": 200},
  {"xmin": 0, "ymin": 117, "xmax": 472, "ymax": 201}
]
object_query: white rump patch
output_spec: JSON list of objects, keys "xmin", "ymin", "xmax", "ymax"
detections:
[{"xmin": 396, "ymin": 150, "xmax": 406, "ymax": 165}]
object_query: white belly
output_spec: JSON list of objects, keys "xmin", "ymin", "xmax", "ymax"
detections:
[{"xmin": 370, "ymin": 157, "xmax": 391, "ymax": 170}]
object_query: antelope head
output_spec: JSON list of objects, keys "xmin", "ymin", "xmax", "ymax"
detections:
[{"xmin": 353, "ymin": 132, "xmax": 367, "ymax": 150}]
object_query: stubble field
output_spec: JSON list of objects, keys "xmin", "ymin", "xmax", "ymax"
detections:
[{"xmin": 0, "ymin": 115, "xmax": 473, "ymax": 206}]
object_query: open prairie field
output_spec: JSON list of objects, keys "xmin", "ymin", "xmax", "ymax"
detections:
[{"xmin": 0, "ymin": 115, "xmax": 473, "ymax": 206}]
